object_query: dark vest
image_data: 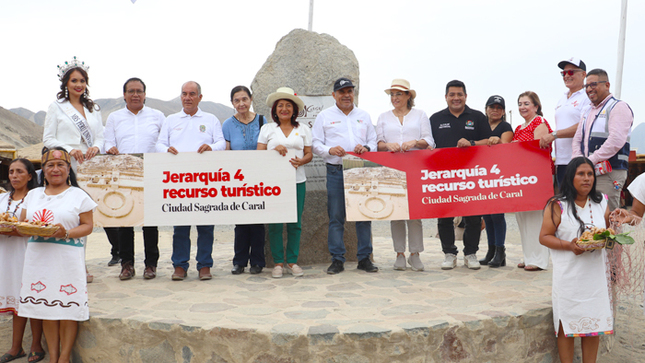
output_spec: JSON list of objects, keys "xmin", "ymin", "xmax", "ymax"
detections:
[{"xmin": 581, "ymin": 97, "xmax": 632, "ymax": 170}]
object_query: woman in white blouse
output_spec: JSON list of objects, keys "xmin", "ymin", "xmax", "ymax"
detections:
[
  {"xmin": 258, "ymin": 87, "xmax": 313, "ymax": 278},
  {"xmin": 43, "ymin": 57, "xmax": 104, "ymax": 173},
  {"xmin": 376, "ymin": 79, "xmax": 435, "ymax": 271}
]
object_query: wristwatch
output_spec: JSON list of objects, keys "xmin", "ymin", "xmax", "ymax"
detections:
[
  {"xmin": 551, "ymin": 131, "xmax": 558, "ymax": 139},
  {"xmin": 363, "ymin": 145, "xmax": 371, "ymax": 152},
  {"xmin": 470, "ymin": 140, "xmax": 475, "ymax": 146}
]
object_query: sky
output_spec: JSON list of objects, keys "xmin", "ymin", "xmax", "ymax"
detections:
[{"xmin": 1, "ymin": 0, "xmax": 643, "ymax": 129}]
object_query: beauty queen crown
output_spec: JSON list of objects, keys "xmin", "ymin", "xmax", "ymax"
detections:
[{"xmin": 57, "ymin": 56, "xmax": 90, "ymax": 81}]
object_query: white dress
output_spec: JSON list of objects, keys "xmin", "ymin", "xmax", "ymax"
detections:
[
  {"xmin": 0, "ymin": 193, "xmax": 28, "ymax": 315},
  {"xmin": 18, "ymin": 187, "xmax": 97, "ymax": 321},
  {"xmin": 516, "ymin": 210, "xmax": 550, "ymax": 269},
  {"xmin": 552, "ymin": 197, "xmax": 613, "ymax": 337}
]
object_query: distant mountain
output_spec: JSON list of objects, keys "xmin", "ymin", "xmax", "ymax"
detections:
[
  {"xmin": 631, "ymin": 123, "xmax": 645, "ymax": 154},
  {"xmin": 10, "ymin": 97, "xmax": 234, "ymax": 126},
  {"xmin": 0, "ymin": 107, "xmax": 44, "ymax": 148}
]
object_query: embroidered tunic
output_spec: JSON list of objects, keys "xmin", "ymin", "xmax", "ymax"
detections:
[{"xmin": 0, "ymin": 193, "xmax": 28, "ymax": 315}]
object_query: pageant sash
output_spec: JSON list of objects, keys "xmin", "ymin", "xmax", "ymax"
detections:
[{"xmin": 57, "ymin": 101, "xmax": 94, "ymax": 148}]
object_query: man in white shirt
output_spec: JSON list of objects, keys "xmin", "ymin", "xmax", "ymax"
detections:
[
  {"xmin": 540, "ymin": 57, "xmax": 591, "ymax": 187},
  {"xmin": 104, "ymin": 77, "xmax": 165, "ymax": 281},
  {"xmin": 312, "ymin": 78, "xmax": 378, "ymax": 274},
  {"xmin": 156, "ymin": 81, "xmax": 226, "ymax": 281}
]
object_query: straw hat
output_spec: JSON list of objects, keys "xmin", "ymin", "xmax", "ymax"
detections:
[
  {"xmin": 265, "ymin": 87, "xmax": 305, "ymax": 110},
  {"xmin": 384, "ymin": 79, "xmax": 416, "ymax": 99}
]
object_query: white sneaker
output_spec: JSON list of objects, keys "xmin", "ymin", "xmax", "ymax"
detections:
[
  {"xmin": 287, "ymin": 264, "xmax": 304, "ymax": 277},
  {"xmin": 408, "ymin": 253, "xmax": 424, "ymax": 271},
  {"xmin": 393, "ymin": 254, "xmax": 406, "ymax": 270},
  {"xmin": 272, "ymin": 265, "xmax": 283, "ymax": 278},
  {"xmin": 441, "ymin": 254, "xmax": 457, "ymax": 270},
  {"xmin": 464, "ymin": 254, "xmax": 481, "ymax": 270}
]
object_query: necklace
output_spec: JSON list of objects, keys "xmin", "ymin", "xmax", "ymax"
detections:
[
  {"xmin": 6, "ymin": 191, "xmax": 25, "ymax": 218},
  {"xmin": 587, "ymin": 197, "xmax": 594, "ymax": 225}
]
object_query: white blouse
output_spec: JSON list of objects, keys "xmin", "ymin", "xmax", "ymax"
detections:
[
  {"xmin": 376, "ymin": 108, "xmax": 435, "ymax": 149},
  {"xmin": 258, "ymin": 122, "xmax": 312, "ymax": 183}
]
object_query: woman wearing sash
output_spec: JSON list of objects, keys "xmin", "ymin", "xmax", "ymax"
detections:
[
  {"xmin": 43, "ymin": 57, "xmax": 104, "ymax": 173},
  {"xmin": 18, "ymin": 148, "xmax": 97, "ymax": 363}
]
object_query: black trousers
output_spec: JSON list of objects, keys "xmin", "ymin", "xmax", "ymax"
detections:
[
  {"xmin": 232, "ymin": 224, "xmax": 265, "ymax": 267},
  {"xmin": 105, "ymin": 227, "xmax": 159, "ymax": 267},
  {"xmin": 437, "ymin": 216, "xmax": 481, "ymax": 256}
]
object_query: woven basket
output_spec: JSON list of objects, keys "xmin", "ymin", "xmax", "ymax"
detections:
[
  {"xmin": 15, "ymin": 224, "xmax": 59, "ymax": 237},
  {"xmin": 576, "ymin": 239, "xmax": 607, "ymax": 251},
  {"xmin": 0, "ymin": 223, "xmax": 15, "ymax": 233}
]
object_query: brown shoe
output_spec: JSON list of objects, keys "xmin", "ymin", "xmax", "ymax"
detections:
[
  {"xmin": 171, "ymin": 266, "xmax": 187, "ymax": 280},
  {"xmin": 143, "ymin": 266, "xmax": 157, "ymax": 280},
  {"xmin": 199, "ymin": 267, "xmax": 212, "ymax": 280},
  {"xmin": 119, "ymin": 262, "xmax": 135, "ymax": 280}
]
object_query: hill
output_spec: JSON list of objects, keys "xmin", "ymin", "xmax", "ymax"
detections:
[{"xmin": 0, "ymin": 107, "xmax": 45, "ymax": 148}]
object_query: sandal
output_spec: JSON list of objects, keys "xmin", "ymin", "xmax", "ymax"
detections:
[
  {"xmin": 517, "ymin": 262, "xmax": 525, "ymax": 268},
  {"xmin": 28, "ymin": 351, "xmax": 45, "ymax": 363},
  {"xmin": 524, "ymin": 265, "xmax": 543, "ymax": 271},
  {"xmin": 86, "ymin": 272, "xmax": 94, "ymax": 283},
  {"xmin": 0, "ymin": 349, "xmax": 26, "ymax": 363}
]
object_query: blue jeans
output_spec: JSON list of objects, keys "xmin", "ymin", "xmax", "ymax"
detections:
[
  {"xmin": 482, "ymin": 214, "xmax": 506, "ymax": 247},
  {"xmin": 326, "ymin": 164, "xmax": 372, "ymax": 263},
  {"xmin": 172, "ymin": 225, "xmax": 214, "ymax": 271}
]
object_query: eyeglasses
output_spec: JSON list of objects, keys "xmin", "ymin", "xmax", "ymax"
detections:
[
  {"xmin": 390, "ymin": 92, "xmax": 405, "ymax": 97},
  {"xmin": 126, "ymin": 89, "xmax": 145, "ymax": 95},
  {"xmin": 561, "ymin": 69, "xmax": 582, "ymax": 76},
  {"xmin": 584, "ymin": 81, "xmax": 607, "ymax": 89}
]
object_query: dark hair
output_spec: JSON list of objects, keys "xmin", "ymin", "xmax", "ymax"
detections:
[
  {"xmin": 123, "ymin": 77, "xmax": 146, "ymax": 93},
  {"xmin": 518, "ymin": 91, "xmax": 543, "ymax": 116},
  {"xmin": 587, "ymin": 68, "xmax": 609, "ymax": 81},
  {"xmin": 547, "ymin": 157, "xmax": 602, "ymax": 236},
  {"xmin": 230, "ymin": 86, "xmax": 252, "ymax": 102},
  {"xmin": 445, "ymin": 80, "xmax": 467, "ymax": 95},
  {"xmin": 40, "ymin": 147, "xmax": 79, "ymax": 187},
  {"xmin": 7, "ymin": 159, "xmax": 39, "ymax": 192},
  {"xmin": 271, "ymin": 99, "xmax": 300, "ymax": 128},
  {"xmin": 405, "ymin": 92, "xmax": 415, "ymax": 109},
  {"xmin": 56, "ymin": 67, "xmax": 99, "ymax": 112}
]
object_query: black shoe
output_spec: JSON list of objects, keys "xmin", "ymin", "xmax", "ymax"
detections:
[
  {"xmin": 326, "ymin": 260, "xmax": 344, "ymax": 274},
  {"xmin": 489, "ymin": 246, "xmax": 506, "ymax": 268},
  {"xmin": 249, "ymin": 265, "xmax": 263, "ymax": 274},
  {"xmin": 231, "ymin": 265, "xmax": 245, "ymax": 275},
  {"xmin": 479, "ymin": 247, "xmax": 495, "ymax": 265},
  {"xmin": 357, "ymin": 258, "xmax": 378, "ymax": 272},
  {"xmin": 108, "ymin": 256, "xmax": 121, "ymax": 267}
]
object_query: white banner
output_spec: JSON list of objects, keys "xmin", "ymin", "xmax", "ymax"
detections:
[{"xmin": 143, "ymin": 151, "xmax": 297, "ymax": 226}]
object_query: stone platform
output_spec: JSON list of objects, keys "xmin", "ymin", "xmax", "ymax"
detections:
[{"xmin": 3, "ymin": 219, "xmax": 631, "ymax": 362}]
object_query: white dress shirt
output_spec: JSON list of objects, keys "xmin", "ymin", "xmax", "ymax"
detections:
[
  {"xmin": 554, "ymin": 88, "xmax": 591, "ymax": 165},
  {"xmin": 155, "ymin": 108, "xmax": 225, "ymax": 153},
  {"xmin": 311, "ymin": 104, "xmax": 377, "ymax": 165},
  {"xmin": 258, "ymin": 123, "xmax": 312, "ymax": 183},
  {"xmin": 376, "ymin": 108, "xmax": 435, "ymax": 149},
  {"xmin": 104, "ymin": 106, "xmax": 165, "ymax": 153}
]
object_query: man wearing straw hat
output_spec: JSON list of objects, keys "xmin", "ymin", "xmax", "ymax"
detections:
[{"xmin": 312, "ymin": 77, "xmax": 379, "ymax": 274}]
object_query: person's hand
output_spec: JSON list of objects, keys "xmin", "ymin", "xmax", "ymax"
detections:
[
  {"xmin": 106, "ymin": 147, "xmax": 119, "ymax": 155},
  {"xmin": 426, "ymin": 145, "xmax": 434, "ymax": 150},
  {"xmin": 487, "ymin": 136, "xmax": 501, "ymax": 146},
  {"xmin": 50, "ymin": 224, "xmax": 67, "ymax": 239},
  {"xmin": 610, "ymin": 208, "xmax": 638, "ymax": 226},
  {"xmin": 457, "ymin": 138, "xmax": 471, "ymax": 148},
  {"xmin": 401, "ymin": 140, "xmax": 417, "ymax": 152},
  {"xmin": 290, "ymin": 156, "xmax": 305, "ymax": 168},
  {"xmin": 353, "ymin": 144, "xmax": 368, "ymax": 154},
  {"xmin": 70, "ymin": 149, "xmax": 84, "ymax": 163},
  {"xmin": 328, "ymin": 146, "xmax": 346, "ymax": 157},
  {"xmin": 570, "ymin": 237, "xmax": 586, "ymax": 255},
  {"xmin": 85, "ymin": 146, "xmax": 100, "ymax": 160},
  {"xmin": 197, "ymin": 144, "xmax": 212, "ymax": 154},
  {"xmin": 539, "ymin": 133, "xmax": 555, "ymax": 149},
  {"xmin": 385, "ymin": 142, "xmax": 401, "ymax": 152},
  {"xmin": 167, "ymin": 146, "xmax": 178, "ymax": 155},
  {"xmin": 274, "ymin": 145, "xmax": 288, "ymax": 156}
]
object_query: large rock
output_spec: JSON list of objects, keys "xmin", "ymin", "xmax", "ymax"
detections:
[
  {"xmin": 251, "ymin": 29, "xmax": 362, "ymax": 266},
  {"xmin": 251, "ymin": 28, "xmax": 360, "ymax": 117}
]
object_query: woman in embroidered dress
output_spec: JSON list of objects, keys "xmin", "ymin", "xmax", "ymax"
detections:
[
  {"xmin": 43, "ymin": 57, "xmax": 104, "ymax": 173},
  {"xmin": 513, "ymin": 91, "xmax": 553, "ymax": 271},
  {"xmin": 222, "ymin": 86, "xmax": 267, "ymax": 275},
  {"xmin": 0, "ymin": 159, "xmax": 45, "ymax": 363},
  {"xmin": 258, "ymin": 87, "xmax": 312, "ymax": 278},
  {"xmin": 539, "ymin": 157, "xmax": 612, "ymax": 363},
  {"xmin": 42, "ymin": 57, "xmax": 103, "ymax": 283},
  {"xmin": 17, "ymin": 148, "xmax": 97, "ymax": 363},
  {"xmin": 376, "ymin": 79, "xmax": 434, "ymax": 271}
]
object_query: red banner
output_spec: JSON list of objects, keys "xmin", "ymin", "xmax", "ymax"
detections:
[{"xmin": 345, "ymin": 140, "xmax": 553, "ymax": 220}]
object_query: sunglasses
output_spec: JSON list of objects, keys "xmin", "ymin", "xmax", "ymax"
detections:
[{"xmin": 561, "ymin": 69, "xmax": 582, "ymax": 76}]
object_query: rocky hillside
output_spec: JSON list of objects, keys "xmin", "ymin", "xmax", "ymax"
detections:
[{"xmin": 0, "ymin": 107, "xmax": 44, "ymax": 148}]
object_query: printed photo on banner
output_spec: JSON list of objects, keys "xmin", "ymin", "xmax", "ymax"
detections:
[
  {"xmin": 343, "ymin": 155, "xmax": 410, "ymax": 222},
  {"xmin": 344, "ymin": 140, "xmax": 553, "ymax": 220},
  {"xmin": 76, "ymin": 154, "xmax": 144, "ymax": 227}
]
